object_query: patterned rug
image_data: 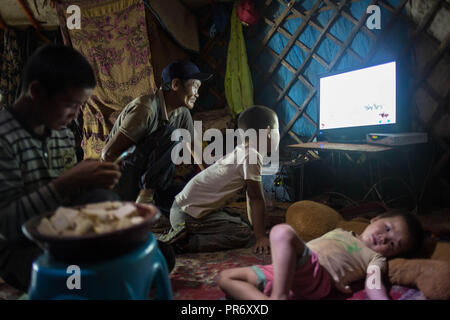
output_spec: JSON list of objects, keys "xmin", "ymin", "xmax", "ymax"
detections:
[
  {"xmin": 170, "ymin": 247, "xmax": 269, "ymax": 300},
  {"xmin": 0, "ymin": 247, "xmax": 426, "ymax": 300},
  {"xmin": 0, "ymin": 278, "xmax": 24, "ymax": 300},
  {"xmin": 169, "ymin": 247, "xmax": 427, "ymax": 300}
]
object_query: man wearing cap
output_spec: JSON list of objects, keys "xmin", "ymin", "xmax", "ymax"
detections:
[{"xmin": 101, "ymin": 60, "xmax": 212, "ymax": 204}]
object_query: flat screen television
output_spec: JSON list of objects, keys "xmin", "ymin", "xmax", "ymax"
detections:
[{"xmin": 318, "ymin": 61, "xmax": 398, "ymax": 143}]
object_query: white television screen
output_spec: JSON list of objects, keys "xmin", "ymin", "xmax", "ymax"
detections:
[{"xmin": 319, "ymin": 61, "xmax": 396, "ymax": 130}]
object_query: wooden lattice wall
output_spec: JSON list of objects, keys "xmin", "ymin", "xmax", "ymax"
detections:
[
  {"xmin": 244, "ymin": 0, "xmax": 449, "ymax": 192},
  {"xmin": 192, "ymin": 0, "xmax": 449, "ymax": 205}
]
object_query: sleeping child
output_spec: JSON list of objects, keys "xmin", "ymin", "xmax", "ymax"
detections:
[{"xmin": 218, "ymin": 210, "xmax": 424, "ymax": 300}]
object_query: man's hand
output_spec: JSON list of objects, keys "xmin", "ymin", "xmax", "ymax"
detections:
[
  {"xmin": 53, "ymin": 160, "xmax": 121, "ymax": 196},
  {"xmin": 253, "ymin": 236, "xmax": 270, "ymax": 255}
]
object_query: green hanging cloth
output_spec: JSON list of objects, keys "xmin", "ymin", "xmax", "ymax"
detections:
[{"xmin": 225, "ymin": 1, "xmax": 254, "ymax": 118}]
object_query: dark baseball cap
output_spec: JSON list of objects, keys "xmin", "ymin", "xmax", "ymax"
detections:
[{"xmin": 162, "ymin": 60, "xmax": 212, "ymax": 88}]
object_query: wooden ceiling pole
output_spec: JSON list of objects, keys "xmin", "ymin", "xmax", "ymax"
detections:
[
  {"xmin": 0, "ymin": 11, "xmax": 7, "ymax": 30},
  {"xmin": 16, "ymin": 0, "xmax": 51, "ymax": 43},
  {"xmin": 399, "ymin": 0, "xmax": 445, "ymax": 58},
  {"xmin": 362, "ymin": 0, "xmax": 409, "ymax": 65},
  {"xmin": 256, "ymin": 0, "xmax": 297, "ymax": 57},
  {"xmin": 274, "ymin": 0, "xmax": 348, "ymax": 141},
  {"xmin": 256, "ymin": 0, "xmax": 323, "ymax": 93}
]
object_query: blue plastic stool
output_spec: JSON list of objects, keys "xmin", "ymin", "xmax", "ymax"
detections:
[{"xmin": 28, "ymin": 233, "xmax": 173, "ymax": 300}]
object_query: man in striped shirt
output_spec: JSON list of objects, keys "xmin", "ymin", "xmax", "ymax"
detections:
[{"xmin": 0, "ymin": 45, "xmax": 121, "ymax": 291}]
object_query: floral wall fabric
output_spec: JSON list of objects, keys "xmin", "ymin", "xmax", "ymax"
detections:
[
  {"xmin": 56, "ymin": 0, "xmax": 157, "ymax": 159},
  {"xmin": 0, "ymin": 29, "xmax": 22, "ymax": 109}
]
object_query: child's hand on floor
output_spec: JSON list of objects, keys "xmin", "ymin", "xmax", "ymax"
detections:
[
  {"xmin": 335, "ymin": 281, "xmax": 353, "ymax": 295},
  {"xmin": 254, "ymin": 236, "xmax": 270, "ymax": 255}
]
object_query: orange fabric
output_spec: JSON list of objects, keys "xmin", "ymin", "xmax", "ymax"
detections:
[
  {"xmin": 16, "ymin": 0, "xmax": 50, "ymax": 43},
  {"xmin": 0, "ymin": 14, "xmax": 6, "ymax": 30}
]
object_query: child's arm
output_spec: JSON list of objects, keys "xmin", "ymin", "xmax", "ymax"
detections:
[
  {"xmin": 184, "ymin": 139, "xmax": 206, "ymax": 171},
  {"xmin": 365, "ymin": 265, "xmax": 390, "ymax": 300},
  {"xmin": 245, "ymin": 179, "xmax": 269, "ymax": 255}
]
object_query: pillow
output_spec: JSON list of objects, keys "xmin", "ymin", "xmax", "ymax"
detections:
[
  {"xmin": 285, "ymin": 200, "xmax": 343, "ymax": 242},
  {"xmin": 388, "ymin": 257, "xmax": 450, "ymax": 300}
]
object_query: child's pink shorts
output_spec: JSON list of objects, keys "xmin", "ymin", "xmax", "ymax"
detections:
[{"xmin": 251, "ymin": 247, "xmax": 332, "ymax": 300}]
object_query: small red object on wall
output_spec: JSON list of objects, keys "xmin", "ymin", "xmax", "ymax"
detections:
[{"xmin": 236, "ymin": 0, "xmax": 260, "ymax": 26}]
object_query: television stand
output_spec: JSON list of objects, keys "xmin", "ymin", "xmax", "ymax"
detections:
[
  {"xmin": 321, "ymin": 137, "xmax": 367, "ymax": 144},
  {"xmin": 318, "ymin": 133, "xmax": 368, "ymax": 144},
  {"xmin": 287, "ymin": 141, "xmax": 394, "ymax": 201},
  {"xmin": 288, "ymin": 142, "xmax": 392, "ymax": 154}
]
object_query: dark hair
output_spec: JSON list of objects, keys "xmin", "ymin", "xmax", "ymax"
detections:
[
  {"xmin": 237, "ymin": 105, "xmax": 278, "ymax": 131},
  {"xmin": 21, "ymin": 44, "xmax": 96, "ymax": 97},
  {"xmin": 377, "ymin": 209, "xmax": 425, "ymax": 258}
]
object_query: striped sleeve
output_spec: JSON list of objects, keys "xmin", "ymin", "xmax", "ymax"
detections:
[{"xmin": 0, "ymin": 138, "xmax": 63, "ymax": 241}]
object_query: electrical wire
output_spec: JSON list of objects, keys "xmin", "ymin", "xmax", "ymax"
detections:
[
  {"xmin": 268, "ymin": 164, "xmax": 294, "ymax": 202},
  {"xmin": 323, "ymin": 191, "xmax": 358, "ymax": 206},
  {"xmin": 418, "ymin": 141, "xmax": 436, "ymax": 206},
  {"xmin": 361, "ymin": 176, "xmax": 417, "ymax": 211}
]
